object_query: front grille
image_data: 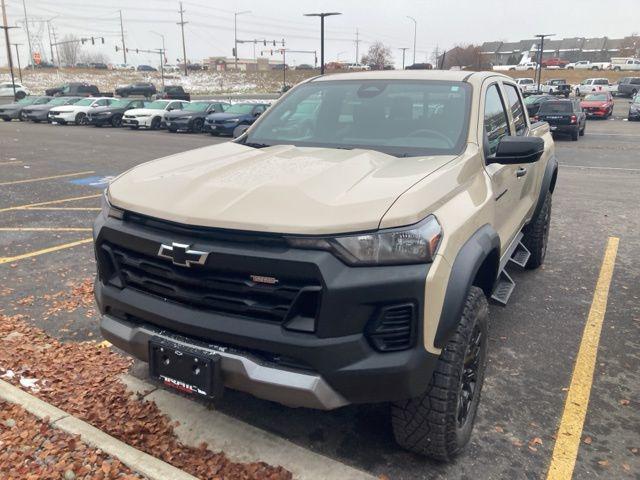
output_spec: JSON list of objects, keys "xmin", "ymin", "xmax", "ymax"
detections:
[
  {"xmin": 366, "ymin": 304, "xmax": 416, "ymax": 352},
  {"xmin": 99, "ymin": 241, "xmax": 321, "ymax": 324}
]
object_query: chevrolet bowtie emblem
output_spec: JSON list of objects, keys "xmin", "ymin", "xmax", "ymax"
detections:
[{"xmin": 157, "ymin": 242, "xmax": 209, "ymax": 267}]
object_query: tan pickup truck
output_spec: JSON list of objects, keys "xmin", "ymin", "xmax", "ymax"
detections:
[{"xmin": 94, "ymin": 70, "xmax": 558, "ymax": 460}]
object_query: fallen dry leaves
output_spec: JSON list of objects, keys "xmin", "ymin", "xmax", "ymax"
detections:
[
  {"xmin": 43, "ymin": 279, "xmax": 96, "ymax": 319},
  {"xmin": 0, "ymin": 401, "xmax": 144, "ymax": 480},
  {"xmin": 0, "ymin": 314, "xmax": 292, "ymax": 480}
]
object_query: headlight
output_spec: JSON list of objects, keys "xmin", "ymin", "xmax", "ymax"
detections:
[
  {"xmin": 225, "ymin": 118, "xmax": 240, "ymax": 123},
  {"xmin": 286, "ymin": 216, "xmax": 442, "ymax": 266},
  {"xmin": 135, "ymin": 113, "xmax": 150, "ymax": 117},
  {"xmin": 101, "ymin": 191, "xmax": 124, "ymax": 220}
]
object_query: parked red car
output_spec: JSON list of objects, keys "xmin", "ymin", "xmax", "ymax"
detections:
[
  {"xmin": 580, "ymin": 92, "xmax": 614, "ymax": 118},
  {"xmin": 542, "ymin": 58, "xmax": 569, "ymax": 68}
]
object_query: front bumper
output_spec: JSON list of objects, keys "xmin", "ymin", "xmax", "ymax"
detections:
[
  {"xmin": 93, "ymin": 213, "xmax": 438, "ymax": 408},
  {"xmin": 25, "ymin": 111, "xmax": 49, "ymax": 122},
  {"xmin": 204, "ymin": 122, "xmax": 237, "ymax": 135},
  {"xmin": 628, "ymin": 110, "xmax": 640, "ymax": 120},
  {"xmin": 166, "ymin": 118, "xmax": 192, "ymax": 131},
  {"xmin": 49, "ymin": 111, "xmax": 76, "ymax": 123},
  {"xmin": 584, "ymin": 109, "xmax": 610, "ymax": 118},
  {"xmin": 123, "ymin": 116, "xmax": 153, "ymax": 128},
  {"xmin": 88, "ymin": 114, "xmax": 113, "ymax": 126},
  {"xmin": 0, "ymin": 109, "xmax": 20, "ymax": 120}
]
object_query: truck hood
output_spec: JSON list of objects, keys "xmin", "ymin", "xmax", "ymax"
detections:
[{"xmin": 108, "ymin": 143, "xmax": 456, "ymax": 235}]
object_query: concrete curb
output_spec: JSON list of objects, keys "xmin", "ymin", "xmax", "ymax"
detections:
[
  {"xmin": 0, "ymin": 379, "xmax": 198, "ymax": 480},
  {"xmin": 121, "ymin": 374, "xmax": 378, "ymax": 480}
]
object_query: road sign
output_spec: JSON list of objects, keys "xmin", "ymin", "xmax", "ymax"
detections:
[{"xmin": 33, "ymin": 52, "xmax": 41, "ymax": 64}]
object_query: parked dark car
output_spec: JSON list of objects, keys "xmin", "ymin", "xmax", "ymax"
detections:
[
  {"xmin": 0, "ymin": 96, "xmax": 52, "ymax": 121},
  {"xmin": 531, "ymin": 98, "xmax": 586, "ymax": 141},
  {"xmin": 87, "ymin": 99, "xmax": 148, "ymax": 127},
  {"xmin": 115, "ymin": 82, "xmax": 157, "ymax": 99},
  {"xmin": 617, "ymin": 77, "xmax": 640, "ymax": 98},
  {"xmin": 204, "ymin": 103, "xmax": 269, "ymax": 136},
  {"xmin": 523, "ymin": 94, "xmax": 556, "ymax": 116},
  {"xmin": 165, "ymin": 101, "xmax": 229, "ymax": 133},
  {"xmin": 90, "ymin": 62, "xmax": 109, "ymax": 70},
  {"xmin": 156, "ymin": 85, "xmax": 191, "ymax": 101},
  {"xmin": 137, "ymin": 64, "xmax": 157, "ymax": 72},
  {"xmin": 272, "ymin": 64, "xmax": 289, "ymax": 70},
  {"xmin": 628, "ymin": 95, "xmax": 640, "ymax": 121},
  {"xmin": 75, "ymin": 63, "xmax": 89, "ymax": 68},
  {"xmin": 45, "ymin": 82, "xmax": 102, "ymax": 97},
  {"xmin": 22, "ymin": 96, "xmax": 82, "ymax": 122},
  {"xmin": 295, "ymin": 64, "xmax": 315, "ymax": 70}
]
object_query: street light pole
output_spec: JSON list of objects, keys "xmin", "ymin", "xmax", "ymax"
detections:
[
  {"xmin": 304, "ymin": 12, "xmax": 342, "ymax": 75},
  {"xmin": 406, "ymin": 16, "xmax": 417, "ymax": 66},
  {"xmin": 150, "ymin": 31, "xmax": 165, "ymax": 90},
  {"xmin": 13, "ymin": 43, "xmax": 22, "ymax": 82},
  {"xmin": 399, "ymin": 47, "xmax": 409, "ymax": 69},
  {"xmin": 234, "ymin": 10, "xmax": 251, "ymax": 70},
  {"xmin": 1, "ymin": 0, "xmax": 17, "ymax": 100},
  {"xmin": 534, "ymin": 34, "xmax": 554, "ymax": 94}
]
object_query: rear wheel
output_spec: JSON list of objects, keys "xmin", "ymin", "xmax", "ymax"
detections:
[
  {"xmin": 571, "ymin": 128, "xmax": 579, "ymax": 141},
  {"xmin": 580, "ymin": 123, "xmax": 586, "ymax": 136},
  {"xmin": 392, "ymin": 286, "xmax": 488, "ymax": 461},
  {"xmin": 522, "ymin": 192, "xmax": 552, "ymax": 269},
  {"xmin": 15, "ymin": 91, "xmax": 26, "ymax": 100},
  {"xmin": 2, "ymin": 118, "xmax": 11, "ymax": 122}
]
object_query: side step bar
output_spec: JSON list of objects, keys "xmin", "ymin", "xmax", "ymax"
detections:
[{"xmin": 490, "ymin": 236, "xmax": 531, "ymax": 306}]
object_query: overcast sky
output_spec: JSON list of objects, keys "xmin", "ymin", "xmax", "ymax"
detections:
[{"xmin": 2, "ymin": 0, "xmax": 639, "ymax": 68}]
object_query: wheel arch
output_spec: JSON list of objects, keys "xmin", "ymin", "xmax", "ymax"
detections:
[{"xmin": 434, "ymin": 224, "xmax": 500, "ymax": 349}]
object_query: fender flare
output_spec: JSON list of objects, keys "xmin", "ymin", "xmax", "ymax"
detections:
[
  {"xmin": 434, "ymin": 224, "xmax": 500, "ymax": 349},
  {"xmin": 529, "ymin": 154, "xmax": 558, "ymax": 224}
]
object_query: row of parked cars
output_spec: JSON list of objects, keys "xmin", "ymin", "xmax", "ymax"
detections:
[
  {"xmin": 0, "ymin": 95, "xmax": 271, "ymax": 136},
  {"xmin": 514, "ymin": 76, "xmax": 640, "ymax": 98}
]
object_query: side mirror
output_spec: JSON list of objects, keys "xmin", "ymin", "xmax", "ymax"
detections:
[
  {"xmin": 233, "ymin": 124, "xmax": 250, "ymax": 138},
  {"xmin": 490, "ymin": 136, "xmax": 544, "ymax": 165}
]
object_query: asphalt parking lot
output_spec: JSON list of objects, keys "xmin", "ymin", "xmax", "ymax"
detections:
[{"xmin": 0, "ymin": 99, "xmax": 638, "ymax": 479}]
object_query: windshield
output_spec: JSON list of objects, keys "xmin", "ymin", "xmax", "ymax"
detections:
[
  {"xmin": 244, "ymin": 80, "xmax": 471, "ymax": 157},
  {"xmin": 110, "ymin": 99, "xmax": 141, "ymax": 108},
  {"xmin": 49, "ymin": 97, "xmax": 76, "ymax": 106},
  {"xmin": 524, "ymin": 96, "xmax": 544, "ymax": 105},
  {"xmin": 74, "ymin": 98, "xmax": 94, "ymax": 106},
  {"xmin": 145, "ymin": 100, "xmax": 170, "ymax": 110},
  {"xmin": 17, "ymin": 97, "xmax": 39, "ymax": 105},
  {"xmin": 224, "ymin": 104, "xmax": 256, "ymax": 114},
  {"xmin": 539, "ymin": 102, "xmax": 573, "ymax": 114},
  {"xmin": 584, "ymin": 94, "xmax": 608, "ymax": 101},
  {"xmin": 183, "ymin": 102, "xmax": 211, "ymax": 112}
]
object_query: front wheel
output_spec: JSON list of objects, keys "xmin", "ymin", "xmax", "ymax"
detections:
[
  {"xmin": 392, "ymin": 287, "xmax": 488, "ymax": 461},
  {"xmin": 150, "ymin": 117, "xmax": 161, "ymax": 130},
  {"xmin": 111, "ymin": 115, "xmax": 123, "ymax": 128},
  {"xmin": 75, "ymin": 112, "xmax": 87, "ymax": 125},
  {"xmin": 192, "ymin": 118, "xmax": 204, "ymax": 133},
  {"xmin": 522, "ymin": 192, "xmax": 552, "ymax": 269}
]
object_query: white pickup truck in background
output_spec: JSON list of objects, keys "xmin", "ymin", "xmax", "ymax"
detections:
[
  {"xmin": 565, "ymin": 60, "xmax": 611, "ymax": 71},
  {"xmin": 610, "ymin": 57, "xmax": 640, "ymax": 71},
  {"xmin": 539, "ymin": 79, "xmax": 572, "ymax": 97},
  {"xmin": 573, "ymin": 78, "xmax": 615, "ymax": 96},
  {"xmin": 514, "ymin": 78, "xmax": 538, "ymax": 94}
]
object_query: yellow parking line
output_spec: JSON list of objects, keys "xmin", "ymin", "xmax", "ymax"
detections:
[
  {"xmin": 0, "ymin": 227, "xmax": 92, "ymax": 232},
  {"xmin": 0, "ymin": 238, "xmax": 93, "ymax": 265},
  {"xmin": 0, "ymin": 170, "xmax": 95, "ymax": 186},
  {"xmin": 0, "ymin": 194, "xmax": 101, "ymax": 213},
  {"xmin": 23, "ymin": 207, "xmax": 101, "ymax": 211},
  {"xmin": 546, "ymin": 237, "xmax": 619, "ymax": 480}
]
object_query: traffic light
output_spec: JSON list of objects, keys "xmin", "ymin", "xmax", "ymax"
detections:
[
  {"xmin": 115, "ymin": 45, "xmax": 119, "ymax": 52},
  {"xmin": 81, "ymin": 38, "xmax": 85, "ymax": 45},
  {"xmin": 232, "ymin": 47, "xmax": 236, "ymax": 57},
  {"xmin": 101, "ymin": 37, "xmax": 105, "ymax": 44},
  {"xmin": 135, "ymin": 48, "xmax": 139, "ymax": 54},
  {"xmin": 270, "ymin": 50, "xmax": 273, "ymax": 55},
  {"xmin": 282, "ymin": 39, "xmax": 285, "ymax": 46},
  {"xmin": 273, "ymin": 40, "xmax": 276, "ymax": 46},
  {"xmin": 91, "ymin": 37, "xmax": 95, "ymax": 45}
]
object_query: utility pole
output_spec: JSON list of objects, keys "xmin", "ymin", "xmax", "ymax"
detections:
[
  {"xmin": 21, "ymin": 0, "xmax": 33, "ymax": 68},
  {"xmin": 433, "ymin": 45, "xmax": 439, "ymax": 68},
  {"xmin": 355, "ymin": 28, "xmax": 361, "ymax": 64},
  {"xmin": 13, "ymin": 43, "xmax": 22, "ymax": 81},
  {"xmin": 534, "ymin": 34, "xmax": 554, "ymax": 93},
  {"xmin": 304, "ymin": 12, "xmax": 342, "ymax": 75},
  {"xmin": 119, "ymin": 10, "xmax": 126, "ymax": 64},
  {"xmin": 399, "ymin": 47, "xmax": 409, "ymax": 69},
  {"xmin": 406, "ymin": 16, "xmax": 417, "ymax": 66},
  {"xmin": 234, "ymin": 10, "xmax": 251, "ymax": 70},
  {"xmin": 178, "ymin": 2, "xmax": 188, "ymax": 75},
  {"xmin": 50, "ymin": 20, "xmax": 60, "ymax": 66},
  {"xmin": 46, "ymin": 20, "xmax": 54, "ymax": 64},
  {"xmin": 1, "ymin": 0, "xmax": 17, "ymax": 99}
]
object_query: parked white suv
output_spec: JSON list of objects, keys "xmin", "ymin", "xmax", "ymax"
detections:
[
  {"xmin": 0, "ymin": 82, "xmax": 30, "ymax": 99},
  {"xmin": 121, "ymin": 100, "xmax": 190, "ymax": 130},
  {"xmin": 514, "ymin": 78, "xmax": 538, "ymax": 94},
  {"xmin": 49, "ymin": 97, "xmax": 115, "ymax": 125}
]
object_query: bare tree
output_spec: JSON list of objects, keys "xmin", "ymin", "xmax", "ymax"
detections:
[
  {"xmin": 58, "ymin": 34, "xmax": 83, "ymax": 66},
  {"xmin": 79, "ymin": 51, "xmax": 109, "ymax": 64},
  {"xmin": 361, "ymin": 41, "xmax": 393, "ymax": 70},
  {"xmin": 620, "ymin": 34, "xmax": 640, "ymax": 57},
  {"xmin": 441, "ymin": 44, "xmax": 483, "ymax": 70}
]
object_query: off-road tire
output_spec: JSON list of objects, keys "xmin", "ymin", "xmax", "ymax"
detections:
[
  {"xmin": 391, "ymin": 286, "xmax": 488, "ymax": 461},
  {"xmin": 522, "ymin": 192, "xmax": 551, "ymax": 269}
]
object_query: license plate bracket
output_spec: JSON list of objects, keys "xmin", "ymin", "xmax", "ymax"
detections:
[{"xmin": 149, "ymin": 339, "xmax": 223, "ymax": 400}]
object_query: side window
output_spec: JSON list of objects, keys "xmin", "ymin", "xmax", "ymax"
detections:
[
  {"xmin": 95, "ymin": 99, "xmax": 108, "ymax": 106},
  {"xmin": 503, "ymin": 84, "xmax": 527, "ymax": 136},
  {"xmin": 169, "ymin": 102, "xmax": 183, "ymax": 110},
  {"xmin": 483, "ymin": 84, "xmax": 510, "ymax": 156}
]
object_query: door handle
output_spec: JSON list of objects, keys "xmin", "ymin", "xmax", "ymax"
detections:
[{"xmin": 516, "ymin": 167, "xmax": 527, "ymax": 178}]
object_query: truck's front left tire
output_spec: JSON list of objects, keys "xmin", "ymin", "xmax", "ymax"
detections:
[{"xmin": 391, "ymin": 286, "xmax": 488, "ymax": 461}]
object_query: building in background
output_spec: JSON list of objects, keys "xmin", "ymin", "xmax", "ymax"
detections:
[{"xmin": 204, "ymin": 57, "xmax": 284, "ymax": 71}]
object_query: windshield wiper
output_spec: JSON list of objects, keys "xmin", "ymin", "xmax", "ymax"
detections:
[{"xmin": 243, "ymin": 142, "xmax": 271, "ymax": 149}]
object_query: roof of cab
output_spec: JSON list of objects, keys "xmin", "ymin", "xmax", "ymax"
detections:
[{"xmin": 309, "ymin": 69, "xmax": 508, "ymax": 86}]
